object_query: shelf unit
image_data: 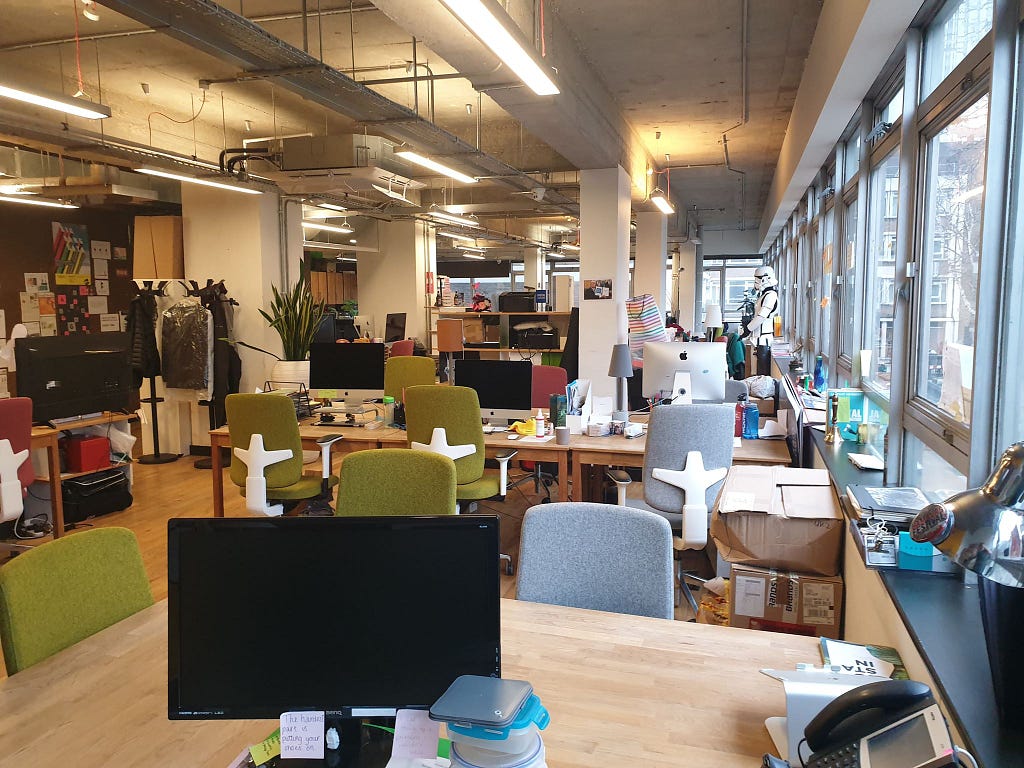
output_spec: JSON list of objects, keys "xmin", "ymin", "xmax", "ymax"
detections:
[
  {"xmin": 426, "ymin": 308, "xmax": 570, "ymax": 357},
  {"xmin": 29, "ymin": 412, "xmax": 137, "ymax": 500}
]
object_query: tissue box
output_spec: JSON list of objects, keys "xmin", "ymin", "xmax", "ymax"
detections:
[{"xmin": 586, "ymin": 422, "xmax": 610, "ymax": 437}]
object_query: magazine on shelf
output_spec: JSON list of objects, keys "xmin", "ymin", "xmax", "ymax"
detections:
[
  {"xmin": 845, "ymin": 484, "xmax": 931, "ymax": 524},
  {"xmin": 820, "ymin": 638, "xmax": 909, "ymax": 680}
]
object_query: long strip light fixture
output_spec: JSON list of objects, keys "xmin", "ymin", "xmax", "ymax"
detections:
[
  {"xmin": 462, "ymin": 252, "xmax": 486, "ymax": 260},
  {"xmin": 438, "ymin": 0, "xmax": 559, "ymax": 96},
  {"xmin": 650, "ymin": 187, "xmax": 674, "ymax": 215},
  {"xmin": 438, "ymin": 230, "xmax": 478, "ymax": 243},
  {"xmin": 0, "ymin": 194, "xmax": 78, "ymax": 209},
  {"xmin": 372, "ymin": 179, "xmax": 412, "ymax": 203},
  {"xmin": 136, "ymin": 168, "xmax": 262, "ymax": 195},
  {"xmin": 302, "ymin": 220, "xmax": 353, "ymax": 234},
  {"xmin": 396, "ymin": 150, "xmax": 477, "ymax": 184},
  {"xmin": 558, "ymin": 242, "xmax": 580, "ymax": 251},
  {"xmin": 0, "ymin": 83, "xmax": 111, "ymax": 120},
  {"xmin": 429, "ymin": 210, "xmax": 480, "ymax": 228}
]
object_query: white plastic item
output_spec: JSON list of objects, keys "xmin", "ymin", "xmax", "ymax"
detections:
[
  {"xmin": 449, "ymin": 734, "xmax": 545, "ymax": 768},
  {"xmin": 0, "ymin": 439, "xmax": 29, "ymax": 523},
  {"xmin": 233, "ymin": 434, "xmax": 292, "ymax": 516},
  {"xmin": 447, "ymin": 723, "xmax": 540, "ymax": 756}
]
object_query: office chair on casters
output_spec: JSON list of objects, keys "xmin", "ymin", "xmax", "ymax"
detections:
[
  {"xmin": 435, "ymin": 318, "xmax": 464, "ymax": 383},
  {"xmin": 388, "ymin": 339, "xmax": 415, "ymax": 357},
  {"xmin": 404, "ymin": 385, "xmax": 518, "ymax": 574},
  {"xmin": 606, "ymin": 404, "xmax": 734, "ymax": 616},
  {"xmin": 0, "ymin": 398, "xmax": 36, "ymax": 557},
  {"xmin": 510, "ymin": 365, "xmax": 568, "ymax": 502},
  {"xmin": 336, "ymin": 449, "xmax": 457, "ymax": 517},
  {"xmin": 384, "ymin": 356, "xmax": 436, "ymax": 404},
  {"xmin": 225, "ymin": 394, "xmax": 343, "ymax": 516},
  {"xmin": 516, "ymin": 502, "xmax": 674, "ymax": 620}
]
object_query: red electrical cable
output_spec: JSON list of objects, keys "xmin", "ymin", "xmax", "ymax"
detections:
[
  {"xmin": 71, "ymin": 0, "xmax": 87, "ymax": 96},
  {"xmin": 540, "ymin": 0, "xmax": 546, "ymax": 57}
]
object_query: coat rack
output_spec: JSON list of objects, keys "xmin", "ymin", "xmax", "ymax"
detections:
[{"xmin": 133, "ymin": 280, "xmax": 180, "ymax": 465}]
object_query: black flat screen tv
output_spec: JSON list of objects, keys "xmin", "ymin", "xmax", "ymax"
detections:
[
  {"xmin": 167, "ymin": 516, "xmax": 501, "ymax": 721},
  {"xmin": 14, "ymin": 333, "xmax": 132, "ymax": 423}
]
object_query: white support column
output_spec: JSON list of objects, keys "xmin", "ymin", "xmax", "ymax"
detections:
[
  {"xmin": 676, "ymin": 242, "xmax": 697, "ymax": 330},
  {"xmin": 523, "ymin": 246, "xmax": 546, "ymax": 293},
  {"xmin": 357, "ymin": 220, "xmax": 431, "ymax": 346},
  {"xmin": 633, "ymin": 211, "xmax": 667, "ymax": 309},
  {"xmin": 579, "ymin": 167, "xmax": 631, "ymax": 398}
]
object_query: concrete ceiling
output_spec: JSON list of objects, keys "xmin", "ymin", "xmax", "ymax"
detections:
[{"xmin": 0, "ymin": 0, "xmax": 822, "ymax": 249}]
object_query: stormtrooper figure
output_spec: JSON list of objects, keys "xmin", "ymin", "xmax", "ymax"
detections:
[{"xmin": 742, "ymin": 265, "xmax": 779, "ymax": 375}]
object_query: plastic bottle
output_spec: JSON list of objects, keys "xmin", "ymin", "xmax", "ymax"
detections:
[
  {"xmin": 534, "ymin": 408, "xmax": 546, "ymax": 437},
  {"xmin": 742, "ymin": 399, "xmax": 760, "ymax": 440},
  {"xmin": 813, "ymin": 354, "xmax": 826, "ymax": 391},
  {"xmin": 382, "ymin": 396, "xmax": 395, "ymax": 426},
  {"xmin": 734, "ymin": 394, "xmax": 746, "ymax": 438}
]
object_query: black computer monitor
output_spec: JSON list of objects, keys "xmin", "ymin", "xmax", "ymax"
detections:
[
  {"xmin": 453, "ymin": 359, "xmax": 533, "ymax": 422},
  {"xmin": 309, "ymin": 342, "xmax": 386, "ymax": 401},
  {"xmin": 167, "ymin": 516, "xmax": 501, "ymax": 720},
  {"xmin": 384, "ymin": 313, "xmax": 407, "ymax": 343},
  {"xmin": 14, "ymin": 333, "xmax": 132, "ymax": 424}
]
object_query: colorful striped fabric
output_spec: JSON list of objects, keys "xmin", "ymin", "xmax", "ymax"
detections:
[{"xmin": 626, "ymin": 294, "xmax": 670, "ymax": 361}]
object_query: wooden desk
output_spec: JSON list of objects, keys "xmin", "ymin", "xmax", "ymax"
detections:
[
  {"xmin": 208, "ymin": 422, "xmax": 407, "ymax": 517},
  {"xmin": 28, "ymin": 426, "xmax": 64, "ymax": 539},
  {"xmin": 0, "ymin": 599, "xmax": 818, "ymax": 767}
]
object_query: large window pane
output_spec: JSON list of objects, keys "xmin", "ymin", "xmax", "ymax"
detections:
[
  {"xmin": 917, "ymin": 95, "xmax": 988, "ymax": 425},
  {"xmin": 844, "ymin": 134, "xmax": 861, "ymax": 185},
  {"xmin": 881, "ymin": 88, "xmax": 905, "ymax": 126},
  {"xmin": 702, "ymin": 270, "xmax": 721, "ymax": 316},
  {"xmin": 922, "ymin": 0, "xmax": 992, "ymax": 98},
  {"xmin": 841, "ymin": 199, "xmax": 859, "ymax": 361},
  {"xmin": 820, "ymin": 208, "xmax": 835, "ymax": 360},
  {"xmin": 863, "ymin": 150, "xmax": 900, "ymax": 396},
  {"xmin": 903, "ymin": 431, "xmax": 968, "ymax": 495}
]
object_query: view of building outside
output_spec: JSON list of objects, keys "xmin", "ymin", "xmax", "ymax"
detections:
[
  {"xmin": 864, "ymin": 149, "xmax": 900, "ymax": 395},
  {"xmin": 922, "ymin": 0, "xmax": 993, "ymax": 98}
]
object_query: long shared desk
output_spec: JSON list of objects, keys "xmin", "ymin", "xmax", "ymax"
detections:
[
  {"xmin": 0, "ymin": 598, "xmax": 818, "ymax": 766},
  {"xmin": 208, "ymin": 419, "xmax": 791, "ymax": 514}
]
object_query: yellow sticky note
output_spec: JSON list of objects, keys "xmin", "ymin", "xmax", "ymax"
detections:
[
  {"xmin": 837, "ymin": 397, "xmax": 851, "ymax": 424},
  {"xmin": 316, "ymin": 388, "xmax": 338, "ymax": 400},
  {"xmin": 250, "ymin": 728, "xmax": 281, "ymax": 766}
]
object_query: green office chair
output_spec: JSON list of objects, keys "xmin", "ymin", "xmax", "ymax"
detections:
[
  {"xmin": 0, "ymin": 527, "xmax": 153, "ymax": 674},
  {"xmin": 384, "ymin": 356, "xmax": 436, "ymax": 402},
  {"xmin": 336, "ymin": 449, "xmax": 457, "ymax": 516},
  {"xmin": 404, "ymin": 385, "xmax": 517, "ymax": 573},
  {"xmin": 226, "ymin": 393, "xmax": 343, "ymax": 516}
]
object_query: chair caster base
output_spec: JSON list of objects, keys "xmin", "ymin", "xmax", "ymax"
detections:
[{"xmin": 500, "ymin": 553, "xmax": 514, "ymax": 576}]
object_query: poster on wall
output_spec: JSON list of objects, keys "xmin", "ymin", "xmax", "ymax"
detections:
[
  {"xmin": 583, "ymin": 278, "xmax": 613, "ymax": 300},
  {"xmin": 55, "ymin": 287, "xmax": 89, "ymax": 335},
  {"xmin": 52, "ymin": 222, "xmax": 92, "ymax": 286}
]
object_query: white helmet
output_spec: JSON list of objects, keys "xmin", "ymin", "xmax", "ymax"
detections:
[{"xmin": 753, "ymin": 265, "xmax": 777, "ymax": 291}]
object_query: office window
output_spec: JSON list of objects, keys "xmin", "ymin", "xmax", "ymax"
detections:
[
  {"xmin": 702, "ymin": 270, "xmax": 721, "ymax": 312},
  {"xmin": 840, "ymin": 198, "xmax": 859, "ymax": 362},
  {"xmin": 843, "ymin": 133, "xmax": 861, "ymax": 185},
  {"xmin": 916, "ymin": 95, "xmax": 988, "ymax": 425},
  {"xmin": 880, "ymin": 88, "xmax": 905, "ymax": 126},
  {"xmin": 922, "ymin": 0, "xmax": 992, "ymax": 98},
  {"xmin": 820, "ymin": 207, "xmax": 835, "ymax": 360},
  {"xmin": 863, "ymin": 149, "xmax": 900, "ymax": 396},
  {"xmin": 902, "ymin": 431, "xmax": 967, "ymax": 494}
]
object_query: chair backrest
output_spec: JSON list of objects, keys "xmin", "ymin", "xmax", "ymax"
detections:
[
  {"xmin": 643, "ymin": 404, "xmax": 734, "ymax": 513},
  {"xmin": 404, "ymin": 385, "xmax": 485, "ymax": 485},
  {"xmin": 516, "ymin": 502, "xmax": 674, "ymax": 620},
  {"xmin": 0, "ymin": 527, "xmax": 153, "ymax": 674},
  {"xmin": 0, "ymin": 397, "xmax": 34, "ymax": 491},
  {"xmin": 724, "ymin": 379, "xmax": 748, "ymax": 404},
  {"xmin": 336, "ymin": 449, "xmax": 456, "ymax": 516},
  {"xmin": 225, "ymin": 393, "xmax": 303, "ymax": 489},
  {"xmin": 388, "ymin": 339, "xmax": 415, "ymax": 357},
  {"xmin": 531, "ymin": 364, "xmax": 568, "ymax": 410},
  {"xmin": 435, "ymin": 318, "xmax": 465, "ymax": 353},
  {"xmin": 384, "ymin": 356, "xmax": 436, "ymax": 402}
]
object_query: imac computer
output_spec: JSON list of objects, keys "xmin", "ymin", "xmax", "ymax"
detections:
[
  {"xmin": 353, "ymin": 314, "xmax": 375, "ymax": 340},
  {"xmin": 168, "ymin": 516, "xmax": 500, "ymax": 759},
  {"xmin": 309, "ymin": 342, "xmax": 386, "ymax": 408},
  {"xmin": 384, "ymin": 313, "xmax": 407, "ymax": 343},
  {"xmin": 453, "ymin": 359, "xmax": 533, "ymax": 423},
  {"xmin": 641, "ymin": 341, "xmax": 727, "ymax": 402}
]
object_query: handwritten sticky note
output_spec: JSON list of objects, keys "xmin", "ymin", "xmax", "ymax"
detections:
[
  {"xmin": 280, "ymin": 711, "xmax": 325, "ymax": 760},
  {"xmin": 249, "ymin": 728, "xmax": 281, "ymax": 766},
  {"xmin": 391, "ymin": 709, "xmax": 440, "ymax": 760}
]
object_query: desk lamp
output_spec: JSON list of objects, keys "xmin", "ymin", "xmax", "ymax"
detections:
[
  {"xmin": 608, "ymin": 343, "xmax": 633, "ymax": 422},
  {"xmin": 704, "ymin": 304, "xmax": 723, "ymax": 341}
]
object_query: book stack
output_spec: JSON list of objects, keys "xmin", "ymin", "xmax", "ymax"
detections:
[{"xmin": 845, "ymin": 484, "xmax": 931, "ymax": 526}]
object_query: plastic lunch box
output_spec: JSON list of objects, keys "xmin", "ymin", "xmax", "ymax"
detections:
[
  {"xmin": 449, "ymin": 733, "xmax": 546, "ymax": 768},
  {"xmin": 445, "ymin": 694, "xmax": 550, "ymax": 755}
]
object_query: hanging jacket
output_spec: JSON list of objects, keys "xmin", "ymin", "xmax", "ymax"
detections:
[{"xmin": 125, "ymin": 293, "xmax": 161, "ymax": 388}]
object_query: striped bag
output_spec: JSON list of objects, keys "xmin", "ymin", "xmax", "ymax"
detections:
[{"xmin": 625, "ymin": 294, "xmax": 670, "ymax": 362}]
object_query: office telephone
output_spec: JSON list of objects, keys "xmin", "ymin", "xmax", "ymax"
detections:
[{"xmin": 800, "ymin": 680, "xmax": 956, "ymax": 768}]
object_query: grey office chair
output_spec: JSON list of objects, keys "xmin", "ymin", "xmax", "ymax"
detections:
[
  {"xmin": 516, "ymin": 502, "xmax": 675, "ymax": 620},
  {"xmin": 607, "ymin": 404, "xmax": 734, "ymax": 615}
]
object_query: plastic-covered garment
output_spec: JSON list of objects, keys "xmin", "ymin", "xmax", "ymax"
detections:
[{"xmin": 161, "ymin": 298, "xmax": 212, "ymax": 393}]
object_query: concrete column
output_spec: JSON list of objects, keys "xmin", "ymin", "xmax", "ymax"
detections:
[
  {"xmin": 523, "ymin": 246, "xmax": 546, "ymax": 292},
  {"xmin": 579, "ymin": 166, "xmax": 631, "ymax": 398},
  {"xmin": 357, "ymin": 220, "xmax": 431, "ymax": 346},
  {"xmin": 633, "ymin": 211, "xmax": 667, "ymax": 309},
  {"xmin": 676, "ymin": 242, "xmax": 697, "ymax": 330}
]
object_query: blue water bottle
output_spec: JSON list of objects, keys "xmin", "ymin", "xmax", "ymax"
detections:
[
  {"xmin": 813, "ymin": 354, "xmax": 825, "ymax": 391},
  {"xmin": 742, "ymin": 399, "xmax": 760, "ymax": 439}
]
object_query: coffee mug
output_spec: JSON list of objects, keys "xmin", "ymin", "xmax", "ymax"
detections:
[{"xmin": 555, "ymin": 426, "xmax": 570, "ymax": 446}]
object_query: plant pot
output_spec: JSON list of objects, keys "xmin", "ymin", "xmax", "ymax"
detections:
[{"xmin": 270, "ymin": 359, "xmax": 310, "ymax": 389}]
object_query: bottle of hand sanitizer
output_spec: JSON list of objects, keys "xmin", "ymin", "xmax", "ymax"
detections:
[{"xmin": 534, "ymin": 408, "xmax": 546, "ymax": 437}]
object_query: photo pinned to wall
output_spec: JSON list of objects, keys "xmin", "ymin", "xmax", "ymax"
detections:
[
  {"xmin": 52, "ymin": 222, "xmax": 93, "ymax": 286},
  {"xmin": 19, "ymin": 292, "xmax": 40, "ymax": 323},
  {"xmin": 113, "ymin": 246, "xmax": 127, "ymax": 261},
  {"xmin": 24, "ymin": 272, "xmax": 50, "ymax": 293},
  {"xmin": 39, "ymin": 316, "xmax": 57, "ymax": 336},
  {"xmin": 37, "ymin": 292, "xmax": 56, "ymax": 317},
  {"xmin": 583, "ymin": 278, "xmax": 613, "ymax": 300}
]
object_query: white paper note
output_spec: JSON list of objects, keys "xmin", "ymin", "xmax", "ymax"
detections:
[
  {"xmin": 0, "ymin": 370, "xmax": 8, "ymax": 399},
  {"xmin": 390, "ymin": 709, "xmax": 439, "ymax": 760},
  {"xmin": 24, "ymin": 272, "xmax": 50, "ymax": 293},
  {"xmin": 280, "ymin": 711, "xmax": 325, "ymax": 760},
  {"xmin": 19, "ymin": 292, "xmax": 40, "ymax": 322},
  {"xmin": 733, "ymin": 575, "xmax": 766, "ymax": 618},
  {"xmin": 40, "ymin": 316, "xmax": 57, "ymax": 336},
  {"xmin": 94, "ymin": 278, "xmax": 110, "ymax": 296},
  {"xmin": 91, "ymin": 240, "xmax": 112, "ymax": 260},
  {"xmin": 100, "ymin": 313, "xmax": 121, "ymax": 332},
  {"xmin": 93, "ymin": 258, "xmax": 109, "ymax": 278},
  {"xmin": 0, "ymin": 309, "xmax": 6, "ymax": 339},
  {"xmin": 88, "ymin": 296, "xmax": 108, "ymax": 315}
]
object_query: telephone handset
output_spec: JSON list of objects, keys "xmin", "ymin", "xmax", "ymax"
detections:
[{"xmin": 802, "ymin": 680, "xmax": 956, "ymax": 768}]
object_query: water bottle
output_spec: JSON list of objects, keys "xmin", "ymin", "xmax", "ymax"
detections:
[
  {"xmin": 382, "ymin": 396, "xmax": 395, "ymax": 426},
  {"xmin": 734, "ymin": 394, "xmax": 746, "ymax": 438},
  {"xmin": 742, "ymin": 399, "xmax": 760, "ymax": 439},
  {"xmin": 813, "ymin": 354, "xmax": 825, "ymax": 391},
  {"xmin": 534, "ymin": 408, "xmax": 546, "ymax": 437}
]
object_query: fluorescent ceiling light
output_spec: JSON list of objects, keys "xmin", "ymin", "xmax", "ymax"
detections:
[
  {"xmin": 546, "ymin": 250, "xmax": 564, "ymax": 258},
  {"xmin": 0, "ymin": 194, "xmax": 77, "ymax": 209},
  {"xmin": 0, "ymin": 185, "xmax": 32, "ymax": 195},
  {"xmin": 559, "ymin": 242, "xmax": 580, "ymax": 251},
  {"xmin": 372, "ymin": 182, "xmax": 412, "ymax": 203},
  {"xmin": 136, "ymin": 167, "xmax": 262, "ymax": 195},
  {"xmin": 429, "ymin": 210, "xmax": 480, "ymax": 228},
  {"xmin": 650, "ymin": 188, "xmax": 674, "ymax": 215},
  {"xmin": 460, "ymin": 246, "xmax": 486, "ymax": 253},
  {"xmin": 396, "ymin": 150, "xmax": 477, "ymax": 184},
  {"xmin": 319, "ymin": 202, "xmax": 347, "ymax": 211},
  {"xmin": 438, "ymin": 229, "xmax": 478, "ymax": 243},
  {"xmin": 303, "ymin": 220, "xmax": 353, "ymax": 234},
  {"xmin": 438, "ymin": 0, "xmax": 559, "ymax": 96},
  {"xmin": 0, "ymin": 83, "xmax": 111, "ymax": 119},
  {"xmin": 462, "ymin": 253, "xmax": 486, "ymax": 260}
]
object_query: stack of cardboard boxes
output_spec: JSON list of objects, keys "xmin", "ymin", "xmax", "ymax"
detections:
[{"xmin": 711, "ymin": 466, "xmax": 845, "ymax": 638}]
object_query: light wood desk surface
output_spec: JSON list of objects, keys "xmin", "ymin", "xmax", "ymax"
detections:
[{"xmin": 0, "ymin": 599, "xmax": 817, "ymax": 767}]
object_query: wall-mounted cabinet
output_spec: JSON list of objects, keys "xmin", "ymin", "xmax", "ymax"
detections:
[{"xmin": 310, "ymin": 270, "xmax": 357, "ymax": 306}]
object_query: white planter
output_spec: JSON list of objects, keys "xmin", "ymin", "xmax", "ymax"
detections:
[{"xmin": 270, "ymin": 359, "xmax": 310, "ymax": 389}]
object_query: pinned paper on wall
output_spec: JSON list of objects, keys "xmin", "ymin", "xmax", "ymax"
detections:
[
  {"xmin": 280, "ymin": 711, "xmax": 325, "ymax": 760},
  {"xmin": 94, "ymin": 278, "xmax": 110, "ymax": 296},
  {"xmin": 0, "ymin": 369, "xmax": 8, "ymax": 399},
  {"xmin": 113, "ymin": 245, "xmax": 127, "ymax": 261},
  {"xmin": 23, "ymin": 321, "xmax": 41, "ymax": 336},
  {"xmin": 92, "ymin": 240, "xmax": 111, "ymax": 260},
  {"xmin": 0, "ymin": 309, "xmax": 6, "ymax": 339},
  {"xmin": 100, "ymin": 313, "xmax": 120, "ymax": 332},
  {"xmin": 24, "ymin": 272, "xmax": 50, "ymax": 293},
  {"xmin": 390, "ymin": 709, "xmax": 440, "ymax": 760},
  {"xmin": 37, "ymin": 292, "xmax": 56, "ymax": 316},
  {"xmin": 19, "ymin": 292, "xmax": 40, "ymax": 323},
  {"xmin": 88, "ymin": 296, "xmax": 108, "ymax": 315},
  {"xmin": 40, "ymin": 317, "xmax": 57, "ymax": 336},
  {"xmin": 93, "ymin": 258, "xmax": 109, "ymax": 279}
]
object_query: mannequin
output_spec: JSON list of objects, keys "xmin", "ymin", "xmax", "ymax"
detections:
[{"xmin": 742, "ymin": 265, "xmax": 780, "ymax": 376}]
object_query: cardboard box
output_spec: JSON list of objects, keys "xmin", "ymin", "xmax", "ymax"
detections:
[
  {"xmin": 711, "ymin": 465, "xmax": 843, "ymax": 576},
  {"xmin": 729, "ymin": 564, "xmax": 844, "ymax": 639}
]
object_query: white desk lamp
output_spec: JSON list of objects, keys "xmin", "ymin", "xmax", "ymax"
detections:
[{"xmin": 704, "ymin": 304, "xmax": 723, "ymax": 341}]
